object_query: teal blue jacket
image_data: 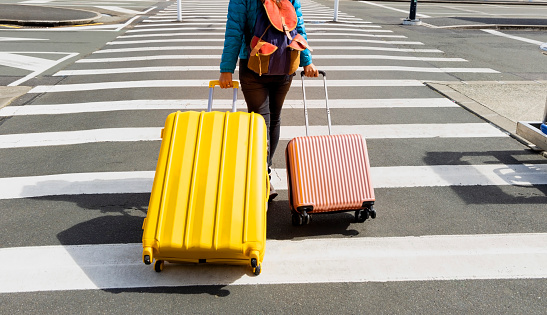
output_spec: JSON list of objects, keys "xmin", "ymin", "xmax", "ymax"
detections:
[{"xmin": 220, "ymin": 0, "xmax": 312, "ymax": 73}]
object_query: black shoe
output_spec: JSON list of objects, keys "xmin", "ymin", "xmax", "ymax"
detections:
[{"xmin": 269, "ymin": 183, "xmax": 278, "ymax": 202}]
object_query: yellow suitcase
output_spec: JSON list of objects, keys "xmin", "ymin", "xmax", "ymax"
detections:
[{"xmin": 142, "ymin": 81, "xmax": 268, "ymax": 275}]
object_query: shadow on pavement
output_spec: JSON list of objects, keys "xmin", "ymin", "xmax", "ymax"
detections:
[
  {"xmin": 424, "ymin": 150, "xmax": 547, "ymax": 206},
  {"xmin": 105, "ymin": 285, "xmax": 231, "ymax": 297}
]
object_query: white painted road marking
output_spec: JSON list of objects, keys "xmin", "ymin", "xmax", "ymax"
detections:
[
  {"xmin": 0, "ymin": 98, "xmax": 457, "ymax": 116},
  {"xmin": 28, "ymin": 79, "xmax": 424, "ymax": 93},
  {"xmin": 93, "ymin": 46, "xmax": 442, "ymax": 54},
  {"xmin": 482, "ymin": 29, "xmax": 546, "ymax": 45},
  {"xmin": 105, "ymin": 38, "xmax": 424, "ymax": 45},
  {"xmin": 2, "ymin": 163, "xmax": 546, "ymax": 199},
  {"xmin": 279, "ymin": 123, "xmax": 507, "ymax": 139},
  {"xmin": 0, "ymin": 52, "xmax": 56, "ymax": 71},
  {"xmin": 118, "ymin": 31, "xmax": 400, "ymax": 39},
  {"xmin": 0, "ymin": 128, "xmax": 161, "ymax": 149},
  {"xmin": 0, "ymin": 37, "xmax": 48, "ymax": 42},
  {"xmin": 0, "ymin": 123, "xmax": 505, "ymax": 149},
  {"xmin": 6, "ymin": 52, "xmax": 79, "ymax": 87},
  {"xmin": 359, "ymin": 0, "xmax": 432, "ymax": 18},
  {"xmin": 1, "ymin": 233, "xmax": 546, "ymax": 293},
  {"xmin": 75, "ymin": 55, "xmax": 463, "ymax": 63},
  {"xmin": 54, "ymin": 66, "xmax": 495, "ymax": 76},
  {"xmin": 95, "ymin": 6, "xmax": 143, "ymax": 15}
]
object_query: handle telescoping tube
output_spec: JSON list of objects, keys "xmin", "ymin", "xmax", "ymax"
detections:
[
  {"xmin": 300, "ymin": 70, "xmax": 330, "ymax": 136},
  {"xmin": 208, "ymin": 80, "xmax": 239, "ymax": 113}
]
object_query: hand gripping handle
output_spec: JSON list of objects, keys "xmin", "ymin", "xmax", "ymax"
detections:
[
  {"xmin": 300, "ymin": 71, "xmax": 330, "ymax": 136},
  {"xmin": 208, "ymin": 80, "xmax": 239, "ymax": 112}
]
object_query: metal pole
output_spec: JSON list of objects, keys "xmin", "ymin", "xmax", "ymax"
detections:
[
  {"xmin": 542, "ymin": 43, "xmax": 547, "ymax": 125},
  {"xmin": 333, "ymin": 0, "xmax": 339, "ymax": 22},
  {"xmin": 403, "ymin": 0, "xmax": 421, "ymax": 25},
  {"xmin": 409, "ymin": 0, "xmax": 418, "ymax": 21},
  {"xmin": 177, "ymin": 0, "xmax": 182, "ymax": 22}
]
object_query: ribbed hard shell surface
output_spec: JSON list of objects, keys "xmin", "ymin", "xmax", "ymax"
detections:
[
  {"xmin": 286, "ymin": 134, "xmax": 375, "ymax": 213},
  {"xmin": 143, "ymin": 111, "xmax": 268, "ymax": 264}
]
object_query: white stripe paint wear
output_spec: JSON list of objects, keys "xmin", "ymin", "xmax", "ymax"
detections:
[
  {"xmin": 0, "ymin": 98, "xmax": 457, "ymax": 116},
  {"xmin": 28, "ymin": 79, "xmax": 424, "ymax": 93},
  {"xmin": 0, "ymin": 123, "xmax": 505, "ymax": 149},
  {"xmin": 482, "ymin": 29, "xmax": 546, "ymax": 45},
  {"xmin": 2, "ymin": 163, "xmax": 546, "ymax": 200},
  {"xmin": 75, "ymin": 55, "xmax": 463, "ymax": 63},
  {"xmin": 1, "ymin": 233, "xmax": 546, "ymax": 293},
  {"xmin": 54, "ymin": 66, "xmax": 496, "ymax": 76}
]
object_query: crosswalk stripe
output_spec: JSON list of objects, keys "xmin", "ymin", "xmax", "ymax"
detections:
[
  {"xmin": 359, "ymin": 0, "xmax": 431, "ymax": 18},
  {"xmin": 105, "ymin": 38, "xmax": 424, "ymax": 45},
  {"xmin": 125, "ymin": 26, "xmax": 386, "ymax": 33},
  {"xmin": 0, "ymin": 98, "xmax": 457, "ymax": 116},
  {"xmin": 92, "ymin": 46, "xmax": 443, "ymax": 54},
  {"xmin": 0, "ymin": 52, "xmax": 56, "ymax": 71},
  {"xmin": 74, "ymin": 55, "xmax": 464, "ymax": 63},
  {"xmin": 2, "ymin": 233, "xmax": 546, "ymax": 293},
  {"xmin": 0, "ymin": 37, "xmax": 48, "ymax": 42},
  {"xmin": 94, "ymin": 6, "xmax": 143, "ymax": 14},
  {"xmin": 133, "ymin": 20, "xmax": 374, "ymax": 28},
  {"xmin": 279, "ymin": 123, "xmax": 507, "ymax": 139},
  {"xmin": 1, "ymin": 162, "xmax": 546, "ymax": 199},
  {"xmin": 54, "ymin": 65, "xmax": 496, "ymax": 76},
  {"xmin": 28, "ymin": 79, "xmax": 424, "ymax": 93},
  {"xmin": 0, "ymin": 123, "xmax": 506, "ymax": 149},
  {"xmin": 117, "ymin": 32, "xmax": 403, "ymax": 39}
]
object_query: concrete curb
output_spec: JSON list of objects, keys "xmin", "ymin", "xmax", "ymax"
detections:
[
  {"xmin": 424, "ymin": 81, "xmax": 547, "ymax": 153},
  {"xmin": 0, "ymin": 4, "xmax": 101, "ymax": 26},
  {"xmin": 0, "ymin": 87, "xmax": 32, "ymax": 110},
  {"xmin": 421, "ymin": 23, "xmax": 547, "ymax": 30}
]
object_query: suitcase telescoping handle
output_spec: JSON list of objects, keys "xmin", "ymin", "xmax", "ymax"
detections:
[
  {"xmin": 208, "ymin": 80, "xmax": 239, "ymax": 113},
  {"xmin": 300, "ymin": 70, "xmax": 331, "ymax": 136}
]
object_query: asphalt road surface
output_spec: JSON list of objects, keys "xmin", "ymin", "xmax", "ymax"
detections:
[{"xmin": 1, "ymin": 0, "xmax": 546, "ymax": 313}]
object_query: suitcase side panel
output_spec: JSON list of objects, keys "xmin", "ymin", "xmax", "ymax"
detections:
[
  {"xmin": 143, "ymin": 111, "xmax": 201, "ymax": 261},
  {"xmin": 184, "ymin": 112, "xmax": 227, "ymax": 251},
  {"xmin": 286, "ymin": 134, "xmax": 374, "ymax": 213},
  {"xmin": 146, "ymin": 111, "xmax": 267, "ymax": 264},
  {"xmin": 242, "ymin": 113, "xmax": 268, "ymax": 260},
  {"xmin": 214, "ymin": 112, "xmax": 248, "ymax": 252}
]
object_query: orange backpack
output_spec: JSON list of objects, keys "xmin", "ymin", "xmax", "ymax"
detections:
[{"xmin": 248, "ymin": 0, "xmax": 312, "ymax": 75}]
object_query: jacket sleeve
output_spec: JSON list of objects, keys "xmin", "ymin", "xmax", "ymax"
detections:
[
  {"xmin": 220, "ymin": 0, "xmax": 247, "ymax": 73},
  {"xmin": 292, "ymin": 0, "xmax": 312, "ymax": 67}
]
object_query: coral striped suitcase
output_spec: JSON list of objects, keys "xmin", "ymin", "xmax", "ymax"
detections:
[
  {"xmin": 285, "ymin": 71, "xmax": 376, "ymax": 225},
  {"xmin": 142, "ymin": 81, "xmax": 268, "ymax": 275}
]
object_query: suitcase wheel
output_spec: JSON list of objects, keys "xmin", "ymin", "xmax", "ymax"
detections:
[
  {"xmin": 355, "ymin": 209, "xmax": 369, "ymax": 223},
  {"xmin": 251, "ymin": 258, "xmax": 261, "ymax": 275},
  {"xmin": 253, "ymin": 264, "xmax": 262, "ymax": 276},
  {"xmin": 369, "ymin": 207, "xmax": 377, "ymax": 219},
  {"xmin": 292, "ymin": 211, "xmax": 311, "ymax": 226},
  {"xmin": 154, "ymin": 260, "xmax": 164, "ymax": 272},
  {"xmin": 356, "ymin": 206, "xmax": 376, "ymax": 223},
  {"xmin": 292, "ymin": 212, "xmax": 303, "ymax": 226},
  {"xmin": 144, "ymin": 255, "xmax": 151, "ymax": 265}
]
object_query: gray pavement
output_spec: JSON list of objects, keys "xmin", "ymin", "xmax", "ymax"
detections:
[
  {"xmin": 1, "ymin": 0, "xmax": 546, "ymax": 312},
  {"xmin": 2, "ymin": 0, "xmax": 545, "ymax": 152},
  {"xmin": 0, "ymin": 0, "xmax": 545, "ymax": 146}
]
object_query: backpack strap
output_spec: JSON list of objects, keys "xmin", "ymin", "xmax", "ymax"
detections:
[
  {"xmin": 281, "ymin": 16, "xmax": 293, "ymax": 41},
  {"xmin": 262, "ymin": 0, "xmax": 297, "ymax": 33}
]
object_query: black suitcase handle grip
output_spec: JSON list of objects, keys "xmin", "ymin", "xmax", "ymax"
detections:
[{"xmin": 300, "ymin": 70, "xmax": 326, "ymax": 77}]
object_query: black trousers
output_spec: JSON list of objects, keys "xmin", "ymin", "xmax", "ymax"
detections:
[{"xmin": 239, "ymin": 59, "xmax": 293, "ymax": 174}]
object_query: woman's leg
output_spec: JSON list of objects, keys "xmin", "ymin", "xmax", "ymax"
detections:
[
  {"xmin": 240, "ymin": 60, "xmax": 293, "ymax": 168},
  {"xmin": 239, "ymin": 60, "xmax": 293, "ymax": 200},
  {"xmin": 267, "ymin": 75, "xmax": 292, "ymax": 163}
]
